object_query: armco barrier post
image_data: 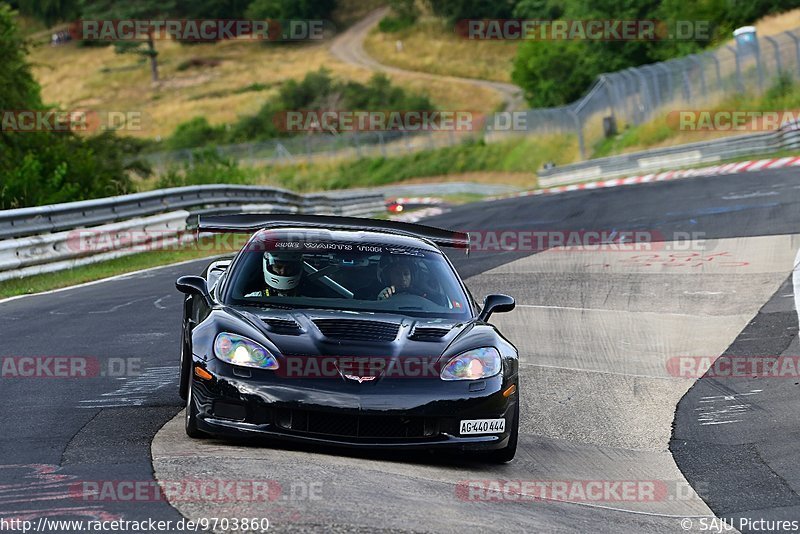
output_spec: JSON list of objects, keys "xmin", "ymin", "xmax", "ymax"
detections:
[
  {"xmin": 655, "ymin": 63, "xmax": 672, "ymax": 105},
  {"xmin": 708, "ymin": 52, "xmax": 723, "ymax": 91},
  {"xmin": 789, "ymin": 31, "xmax": 800, "ymax": 78},
  {"xmin": 764, "ymin": 36, "xmax": 783, "ymax": 75},
  {"xmin": 728, "ymin": 45, "xmax": 744, "ymax": 93},
  {"xmin": 570, "ymin": 110, "xmax": 585, "ymax": 161},
  {"xmin": 689, "ymin": 54, "xmax": 707, "ymax": 97}
]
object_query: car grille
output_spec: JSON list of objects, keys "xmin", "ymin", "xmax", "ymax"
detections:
[
  {"xmin": 276, "ymin": 409, "xmax": 436, "ymax": 438},
  {"xmin": 313, "ymin": 319, "xmax": 400, "ymax": 342},
  {"xmin": 409, "ymin": 326, "xmax": 451, "ymax": 341}
]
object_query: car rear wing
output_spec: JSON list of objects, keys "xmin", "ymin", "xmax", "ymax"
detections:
[{"xmin": 196, "ymin": 214, "xmax": 470, "ymax": 249}]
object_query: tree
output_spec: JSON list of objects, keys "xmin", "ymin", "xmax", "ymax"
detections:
[
  {"xmin": 15, "ymin": 0, "xmax": 79, "ymax": 25},
  {"xmin": 511, "ymin": 0, "xmax": 669, "ymax": 107},
  {"xmin": 428, "ymin": 0, "xmax": 517, "ymax": 22},
  {"xmin": 511, "ymin": 0, "xmax": 798, "ymax": 108},
  {"xmin": 512, "ymin": 40, "xmax": 595, "ymax": 107},
  {"xmin": 174, "ymin": 0, "xmax": 251, "ymax": 19},
  {"xmin": 512, "ymin": 0, "xmax": 563, "ymax": 19},
  {"xmin": 377, "ymin": 0, "xmax": 418, "ymax": 32},
  {"xmin": 245, "ymin": 0, "xmax": 337, "ymax": 20},
  {"xmin": 0, "ymin": 3, "xmax": 43, "ymax": 110},
  {"xmin": 0, "ymin": 4, "xmax": 141, "ymax": 209},
  {"xmin": 78, "ymin": 0, "xmax": 177, "ymax": 82},
  {"xmin": 167, "ymin": 117, "xmax": 225, "ymax": 149}
]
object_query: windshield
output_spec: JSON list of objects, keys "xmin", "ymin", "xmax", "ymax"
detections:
[{"xmin": 225, "ymin": 236, "xmax": 472, "ymax": 319}]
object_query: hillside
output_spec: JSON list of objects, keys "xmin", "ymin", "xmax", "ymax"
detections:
[
  {"xmin": 28, "ymin": 30, "xmax": 501, "ymax": 140},
  {"xmin": 364, "ymin": 16, "xmax": 518, "ymax": 83}
]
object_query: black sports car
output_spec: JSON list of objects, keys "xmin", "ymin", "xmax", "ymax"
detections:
[{"xmin": 175, "ymin": 214, "xmax": 519, "ymax": 462}]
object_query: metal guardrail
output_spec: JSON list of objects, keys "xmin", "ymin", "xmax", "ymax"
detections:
[
  {"xmin": 0, "ymin": 211, "xmax": 191, "ymax": 275},
  {"xmin": 537, "ymin": 126, "xmax": 800, "ymax": 187},
  {"xmin": 0, "ymin": 186, "xmax": 385, "ymax": 281},
  {"xmin": 0, "ymin": 185, "xmax": 383, "ymax": 241}
]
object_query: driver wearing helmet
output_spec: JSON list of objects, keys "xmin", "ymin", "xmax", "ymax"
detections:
[{"xmin": 246, "ymin": 250, "xmax": 305, "ymax": 297}]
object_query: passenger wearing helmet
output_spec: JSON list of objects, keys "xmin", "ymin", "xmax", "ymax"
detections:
[
  {"xmin": 375, "ymin": 255, "xmax": 450, "ymax": 306},
  {"xmin": 246, "ymin": 250, "xmax": 305, "ymax": 297}
]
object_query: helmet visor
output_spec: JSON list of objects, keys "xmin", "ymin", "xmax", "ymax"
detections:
[{"xmin": 267, "ymin": 259, "xmax": 302, "ymax": 277}]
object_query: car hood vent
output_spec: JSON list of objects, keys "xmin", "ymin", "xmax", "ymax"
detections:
[
  {"xmin": 409, "ymin": 326, "xmax": 452, "ymax": 342},
  {"xmin": 262, "ymin": 317, "xmax": 302, "ymax": 335},
  {"xmin": 313, "ymin": 319, "xmax": 400, "ymax": 342}
]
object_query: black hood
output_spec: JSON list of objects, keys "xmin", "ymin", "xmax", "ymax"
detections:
[{"xmin": 235, "ymin": 307, "xmax": 465, "ymax": 360}]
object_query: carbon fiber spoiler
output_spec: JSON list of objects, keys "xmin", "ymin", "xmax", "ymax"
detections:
[{"xmin": 196, "ymin": 214, "xmax": 470, "ymax": 249}]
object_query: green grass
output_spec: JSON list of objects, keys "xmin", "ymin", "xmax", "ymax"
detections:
[
  {"xmin": 592, "ymin": 121, "xmax": 675, "ymax": 158},
  {"xmin": 259, "ymin": 134, "xmax": 576, "ymax": 192},
  {"xmin": 141, "ymin": 134, "xmax": 575, "ymax": 193},
  {"xmin": 438, "ymin": 193, "xmax": 488, "ymax": 205}
]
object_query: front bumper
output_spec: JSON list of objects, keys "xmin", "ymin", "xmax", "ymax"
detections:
[{"xmin": 189, "ymin": 358, "xmax": 518, "ymax": 451}]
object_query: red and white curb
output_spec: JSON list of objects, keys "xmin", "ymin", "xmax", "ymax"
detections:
[
  {"xmin": 389, "ymin": 197, "xmax": 442, "ymax": 205},
  {"xmin": 488, "ymin": 156, "xmax": 800, "ymax": 201}
]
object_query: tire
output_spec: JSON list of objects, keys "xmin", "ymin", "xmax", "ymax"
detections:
[
  {"xmin": 483, "ymin": 399, "xmax": 519, "ymax": 464},
  {"xmin": 184, "ymin": 372, "xmax": 207, "ymax": 439}
]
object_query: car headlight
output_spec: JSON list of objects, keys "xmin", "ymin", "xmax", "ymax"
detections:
[
  {"xmin": 440, "ymin": 347, "xmax": 501, "ymax": 380},
  {"xmin": 214, "ymin": 333, "xmax": 279, "ymax": 370}
]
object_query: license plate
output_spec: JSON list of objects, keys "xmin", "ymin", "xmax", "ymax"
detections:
[{"xmin": 459, "ymin": 418, "xmax": 505, "ymax": 435}]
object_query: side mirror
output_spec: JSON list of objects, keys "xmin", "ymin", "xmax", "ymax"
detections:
[
  {"xmin": 176, "ymin": 275, "xmax": 211, "ymax": 305},
  {"xmin": 478, "ymin": 294, "xmax": 515, "ymax": 323}
]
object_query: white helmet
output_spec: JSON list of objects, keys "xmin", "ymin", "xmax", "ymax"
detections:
[{"xmin": 263, "ymin": 250, "xmax": 303, "ymax": 291}]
